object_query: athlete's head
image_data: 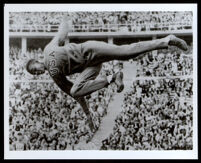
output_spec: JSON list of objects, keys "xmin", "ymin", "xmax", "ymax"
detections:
[{"xmin": 26, "ymin": 59, "xmax": 45, "ymax": 75}]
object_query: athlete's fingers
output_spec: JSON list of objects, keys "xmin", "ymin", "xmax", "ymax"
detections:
[{"xmin": 63, "ymin": 13, "xmax": 73, "ymax": 21}]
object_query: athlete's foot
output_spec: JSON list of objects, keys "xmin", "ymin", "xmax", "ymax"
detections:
[
  {"xmin": 87, "ymin": 117, "xmax": 97, "ymax": 133},
  {"xmin": 166, "ymin": 34, "xmax": 188, "ymax": 51},
  {"xmin": 86, "ymin": 121, "xmax": 98, "ymax": 143},
  {"xmin": 112, "ymin": 72, "xmax": 124, "ymax": 93}
]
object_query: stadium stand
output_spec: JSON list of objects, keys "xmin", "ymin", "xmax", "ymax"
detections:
[{"xmin": 9, "ymin": 11, "xmax": 192, "ymax": 33}]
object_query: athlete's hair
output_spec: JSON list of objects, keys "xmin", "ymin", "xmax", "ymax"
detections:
[{"xmin": 26, "ymin": 59, "xmax": 37, "ymax": 74}]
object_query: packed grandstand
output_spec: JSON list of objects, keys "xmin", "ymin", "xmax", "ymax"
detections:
[
  {"xmin": 9, "ymin": 12, "xmax": 193, "ymax": 150},
  {"xmin": 9, "ymin": 11, "xmax": 192, "ymax": 32}
]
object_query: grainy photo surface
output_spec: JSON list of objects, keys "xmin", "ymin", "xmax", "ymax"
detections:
[{"xmin": 4, "ymin": 4, "xmax": 198, "ymax": 159}]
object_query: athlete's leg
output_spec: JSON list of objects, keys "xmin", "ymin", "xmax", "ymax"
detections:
[
  {"xmin": 70, "ymin": 63, "xmax": 123, "ymax": 97},
  {"xmin": 70, "ymin": 64, "xmax": 123, "ymax": 133},
  {"xmin": 70, "ymin": 35, "xmax": 187, "ymax": 98},
  {"xmin": 71, "ymin": 64, "xmax": 110, "ymax": 132},
  {"xmin": 82, "ymin": 35, "xmax": 188, "ymax": 66},
  {"xmin": 73, "ymin": 34, "xmax": 188, "ymax": 98},
  {"xmin": 70, "ymin": 64, "xmax": 108, "ymax": 97}
]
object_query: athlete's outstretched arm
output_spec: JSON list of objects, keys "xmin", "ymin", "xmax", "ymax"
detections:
[{"xmin": 50, "ymin": 14, "xmax": 73, "ymax": 46}]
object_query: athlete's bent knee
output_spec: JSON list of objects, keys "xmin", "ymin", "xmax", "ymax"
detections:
[{"xmin": 70, "ymin": 87, "xmax": 82, "ymax": 98}]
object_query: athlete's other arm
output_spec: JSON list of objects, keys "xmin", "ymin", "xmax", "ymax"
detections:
[{"xmin": 47, "ymin": 14, "xmax": 73, "ymax": 48}]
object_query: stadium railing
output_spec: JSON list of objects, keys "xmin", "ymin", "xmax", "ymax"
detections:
[{"xmin": 9, "ymin": 23, "xmax": 192, "ymax": 33}]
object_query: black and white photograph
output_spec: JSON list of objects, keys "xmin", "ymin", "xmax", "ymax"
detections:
[{"xmin": 4, "ymin": 3, "xmax": 198, "ymax": 159}]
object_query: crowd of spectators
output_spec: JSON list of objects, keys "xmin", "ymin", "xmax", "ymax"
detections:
[
  {"xmin": 135, "ymin": 45, "xmax": 193, "ymax": 77},
  {"xmin": 101, "ymin": 78, "xmax": 193, "ymax": 150},
  {"xmin": 9, "ymin": 11, "xmax": 192, "ymax": 32},
  {"xmin": 9, "ymin": 75, "xmax": 119, "ymax": 150}
]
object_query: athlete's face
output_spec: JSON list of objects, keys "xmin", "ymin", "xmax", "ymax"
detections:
[{"xmin": 29, "ymin": 61, "xmax": 45, "ymax": 75}]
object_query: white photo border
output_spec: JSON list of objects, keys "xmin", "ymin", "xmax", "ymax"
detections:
[{"xmin": 4, "ymin": 3, "xmax": 198, "ymax": 159}]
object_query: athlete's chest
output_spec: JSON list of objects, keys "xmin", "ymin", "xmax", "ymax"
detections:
[
  {"xmin": 45, "ymin": 51, "xmax": 61, "ymax": 77},
  {"xmin": 44, "ymin": 45, "xmax": 84, "ymax": 76}
]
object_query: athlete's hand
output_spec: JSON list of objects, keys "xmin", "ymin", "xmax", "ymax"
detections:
[{"xmin": 63, "ymin": 13, "xmax": 73, "ymax": 22}]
